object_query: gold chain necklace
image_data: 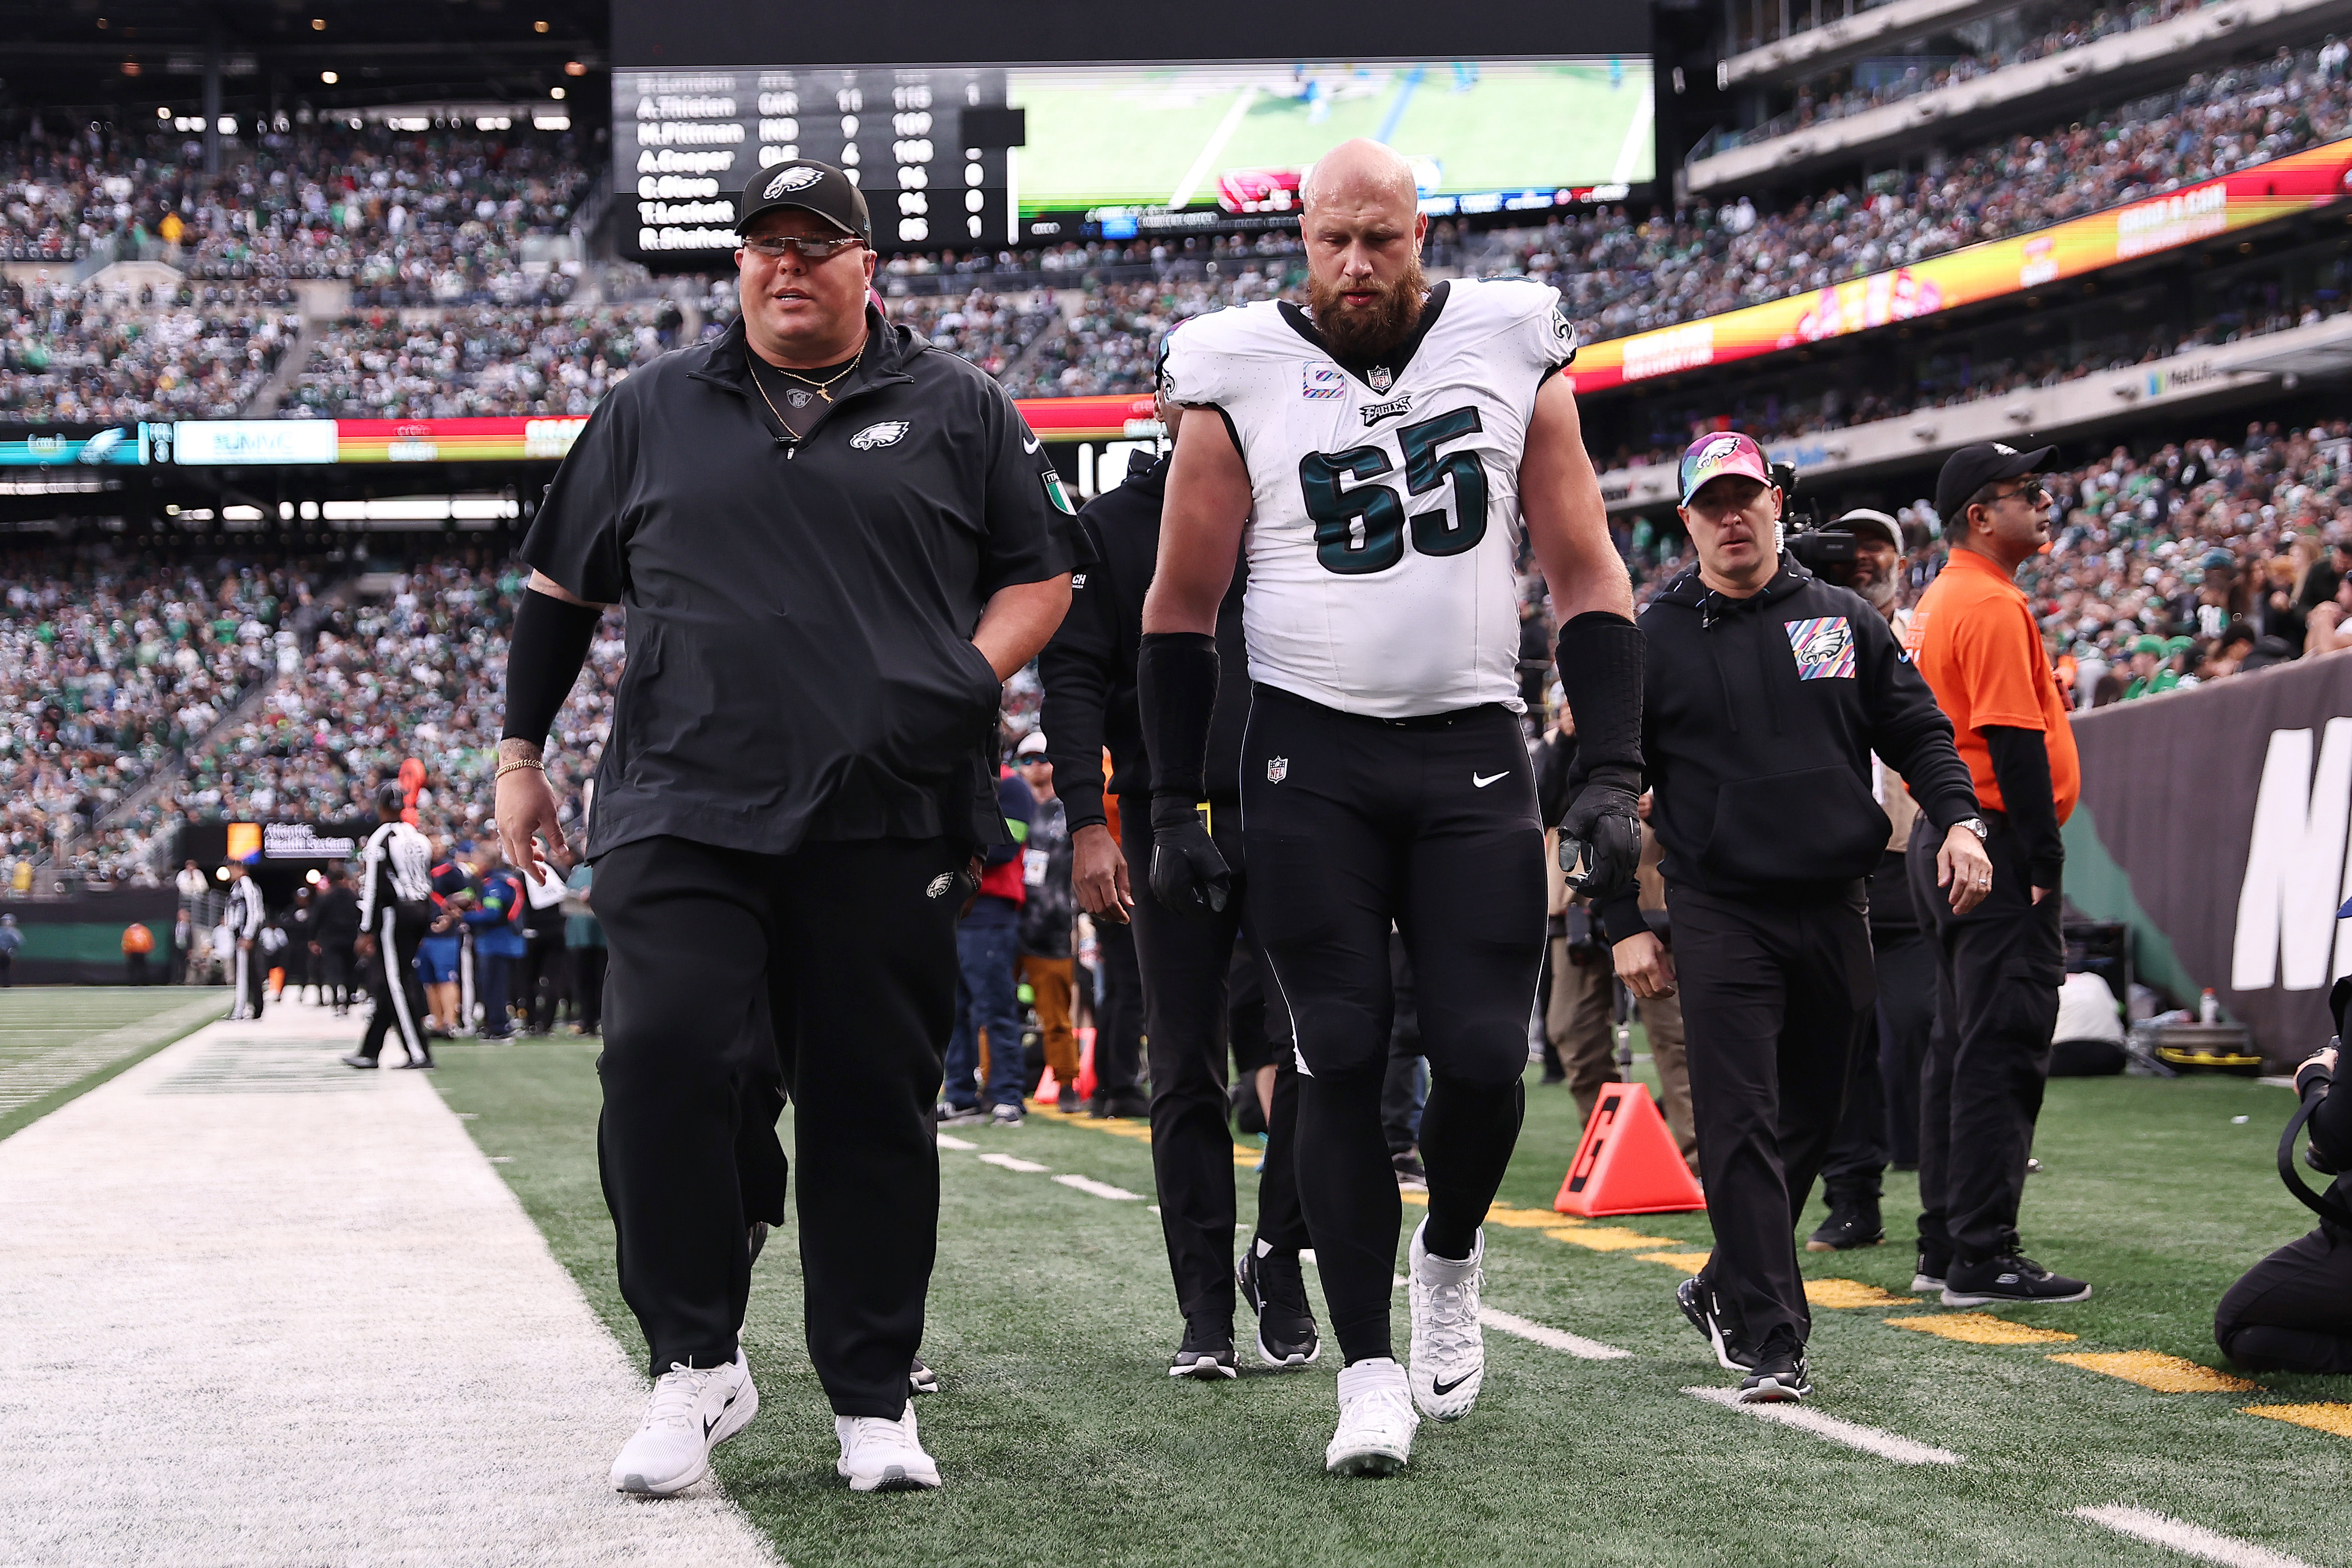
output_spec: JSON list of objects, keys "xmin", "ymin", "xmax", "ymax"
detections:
[{"xmin": 751, "ymin": 344, "xmax": 861, "ymax": 420}]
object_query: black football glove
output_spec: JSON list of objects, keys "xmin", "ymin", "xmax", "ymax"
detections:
[
  {"xmin": 1558, "ymin": 768, "xmax": 1641, "ymax": 903},
  {"xmin": 1147, "ymin": 793, "xmax": 1231, "ymax": 914}
]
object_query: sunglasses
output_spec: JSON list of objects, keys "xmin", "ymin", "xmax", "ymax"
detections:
[
  {"xmin": 1995, "ymin": 478, "xmax": 2048, "ymax": 505},
  {"xmin": 739, "ymin": 234, "xmax": 865, "ymax": 262}
]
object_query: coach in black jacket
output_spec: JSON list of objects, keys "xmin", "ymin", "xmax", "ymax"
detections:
[
  {"xmin": 1603, "ymin": 434, "xmax": 1988, "ymax": 1403},
  {"xmin": 1040, "ymin": 405, "xmax": 1316, "ymax": 1376}
]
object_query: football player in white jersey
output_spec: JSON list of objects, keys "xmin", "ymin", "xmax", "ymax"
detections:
[{"xmin": 1137, "ymin": 140, "xmax": 1646, "ymax": 1476}]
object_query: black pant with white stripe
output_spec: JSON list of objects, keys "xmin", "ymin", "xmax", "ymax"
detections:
[
  {"xmin": 232, "ymin": 942, "xmax": 267, "ymax": 1020},
  {"xmin": 356, "ymin": 904, "xmax": 432, "ymax": 1063},
  {"xmin": 1240, "ymin": 686, "xmax": 1543, "ymax": 1366}
]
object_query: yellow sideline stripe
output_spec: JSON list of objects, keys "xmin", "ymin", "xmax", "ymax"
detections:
[
  {"xmin": 1805, "ymin": 1279, "xmax": 1919, "ymax": 1309},
  {"xmin": 2048, "ymin": 1352, "xmax": 2257, "ymax": 1393},
  {"xmin": 1887, "ymin": 1313, "xmax": 2080, "ymax": 1345},
  {"xmin": 1552, "ymin": 1227, "xmax": 1684, "ymax": 1251},
  {"xmin": 2243, "ymin": 1403, "xmax": 2352, "ymax": 1437}
]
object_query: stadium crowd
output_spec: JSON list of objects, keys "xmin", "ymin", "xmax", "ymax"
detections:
[
  {"xmin": 284, "ymin": 302, "xmax": 682, "ymax": 420},
  {"xmin": 0, "ymin": 273, "xmax": 302, "ymax": 424}
]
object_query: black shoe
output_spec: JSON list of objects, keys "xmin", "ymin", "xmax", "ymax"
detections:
[
  {"xmin": 1736, "ymin": 1348, "xmax": 1813, "ymax": 1404},
  {"xmin": 1096, "ymin": 1091, "xmax": 1150, "ymax": 1119},
  {"xmin": 392, "ymin": 1054, "xmax": 436, "ymax": 1070},
  {"xmin": 1168, "ymin": 1316, "xmax": 1238, "ymax": 1380},
  {"xmin": 1676, "ymin": 1276, "xmax": 1753, "ymax": 1371},
  {"xmin": 1391, "ymin": 1150, "xmax": 1428, "ymax": 1193},
  {"xmin": 909, "ymin": 1355, "xmax": 939, "ymax": 1396},
  {"xmin": 748, "ymin": 1220, "xmax": 770, "ymax": 1267},
  {"xmin": 1238, "ymin": 1244, "xmax": 1321, "ymax": 1368},
  {"xmin": 1805, "ymin": 1198, "xmax": 1885, "ymax": 1253},
  {"xmin": 936, "ymin": 1101, "xmax": 986, "ymax": 1127},
  {"xmin": 1911, "ymin": 1243, "xmax": 1951, "ymax": 1293},
  {"xmin": 337, "ymin": 1052, "xmax": 377, "ymax": 1070},
  {"xmin": 1941, "ymin": 1254, "xmax": 2092, "ymax": 1306}
]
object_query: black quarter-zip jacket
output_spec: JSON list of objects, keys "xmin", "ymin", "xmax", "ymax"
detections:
[
  {"xmin": 1596, "ymin": 555, "xmax": 1979, "ymax": 944},
  {"xmin": 1036, "ymin": 453, "xmax": 1250, "ymax": 834},
  {"xmin": 522, "ymin": 307, "xmax": 1082, "ymax": 862}
]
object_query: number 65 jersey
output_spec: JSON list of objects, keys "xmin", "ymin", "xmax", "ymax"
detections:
[{"xmin": 1160, "ymin": 275, "xmax": 1577, "ymax": 719}]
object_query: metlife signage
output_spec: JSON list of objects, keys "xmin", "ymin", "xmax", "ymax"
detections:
[{"xmin": 150, "ymin": 420, "xmax": 339, "ymax": 468}]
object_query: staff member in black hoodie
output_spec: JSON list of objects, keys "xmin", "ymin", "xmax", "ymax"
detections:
[
  {"xmin": 1039, "ymin": 345, "xmax": 1318, "ymax": 1379},
  {"xmin": 1602, "ymin": 433, "xmax": 1989, "ymax": 1404}
]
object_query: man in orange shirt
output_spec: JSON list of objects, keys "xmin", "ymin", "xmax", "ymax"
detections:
[{"xmin": 1905, "ymin": 443, "xmax": 2089, "ymax": 1310}]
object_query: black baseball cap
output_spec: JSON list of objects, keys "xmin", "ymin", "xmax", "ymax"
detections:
[
  {"xmin": 1935, "ymin": 442, "xmax": 2054, "ymax": 526},
  {"xmin": 735, "ymin": 159, "xmax": 872, "ymax": 244}
]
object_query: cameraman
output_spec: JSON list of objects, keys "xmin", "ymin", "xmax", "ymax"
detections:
[
  {"xmin": 1608, "ymin": 434, "xmax": 1987, "ymax": 1403},
  {"xmin": 2216, "ymin": 973, "xmax": 2352, "ymax": 1374}
]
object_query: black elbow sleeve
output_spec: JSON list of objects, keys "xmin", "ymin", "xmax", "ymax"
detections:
[
  {"xmin": 501, "ymin": 589, "xmax": 602, "ymax": 744},
  {"xmin": 1556, "ymin": 611, "xmax": 1645, "ymax": 789},
  {"xmin": 1137, "ymin": 631, "xmax": 1219, "ymax": 800}
]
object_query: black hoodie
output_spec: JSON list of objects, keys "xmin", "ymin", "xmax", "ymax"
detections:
[{"xmin": 1597, "ymin": 555, "xmax": 1979, "ymax": 943}]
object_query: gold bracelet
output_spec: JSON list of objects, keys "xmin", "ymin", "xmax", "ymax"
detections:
[{"xmin": 495, "ymin": 759, "xmax": 546, "ymax": 780}]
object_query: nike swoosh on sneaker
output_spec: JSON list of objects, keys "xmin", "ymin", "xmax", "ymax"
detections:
[
  {"xmin": 1430, "ymin": 1373, "xmax": 1473, "ymax": 1395},
  {"xmin": 1472, "ymin": 771, "xmax": 1508, "ymax": 788}
]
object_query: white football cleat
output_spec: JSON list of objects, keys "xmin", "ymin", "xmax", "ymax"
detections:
[
  {"xmin": 1407, "ymin": 1218, "xmax": 1485, "ymax": 1421},
  {"xmin": 836, "ymin": 1401, "xmax": 943, "ymax": 1492},
  {"xmin": 610, "ymin": 1351, "xmax": 757, "ymax": 1495},
  {"xmin": 1324, "ymin": 1357, "xmax": 1419, "ymax": 1476}
]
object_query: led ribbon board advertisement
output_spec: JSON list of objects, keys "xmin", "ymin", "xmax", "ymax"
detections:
[
  {"xmin": 0, "ymin": 426, "xmax": 141, "ymax": 466},
  {"xmin": 1567, "ymin": 135, "xmax": 2352, "ymax": 396}
]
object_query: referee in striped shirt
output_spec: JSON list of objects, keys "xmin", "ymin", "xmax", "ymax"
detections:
[
  {"xmin": 343, "ymin": 783, "xmax": 435, "ymax": 1070},
  {"xmin": 226, "ymin": 865, "xmax": 267, "ymax": 1020}
]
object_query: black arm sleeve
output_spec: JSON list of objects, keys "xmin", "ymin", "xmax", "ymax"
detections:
[
  {"xmin": 1038, "ymin": 520, "xmax": 1115, "ymax": 833},
  {"xmin": 1984, "ymin": 725, "xmax": 2064, "ymax": 887},
  {"xmin": 1554, "ymin": 611, "xmax": 1644, "ymax": 796},
  {"xmin": 1137, "ymin": 631, "xmax": 1218, "ymax": 799},
  {"xmin": 1857, "ymin": 607, "xmax": 1980, "ymax": 831},
  {"xmin": 501, "ymin": 588, "xmax": 602, "ymax": 744}
]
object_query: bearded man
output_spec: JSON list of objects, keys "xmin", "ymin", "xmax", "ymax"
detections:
[{"xmin": 1137, "ymin": 139, "xmax": 1640, "ymax": 1475}]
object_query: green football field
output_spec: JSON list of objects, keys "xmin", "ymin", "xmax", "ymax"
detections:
[
  {"xmin": 0, "ymin": 984, "xmax": 226, "ymax": 1141},
  {"xmin": 1011, "ymin": 62, "xmax": 1654, "ymax": 212},
  {"xmin": 432, "ymin": 1040, "xmax": 2352, "ymax": 1568}
]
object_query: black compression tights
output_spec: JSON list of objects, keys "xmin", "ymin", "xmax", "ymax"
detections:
[{"xmin": 1296, "ymin": 1068, "xmax": 1526, "ymax": 1365}]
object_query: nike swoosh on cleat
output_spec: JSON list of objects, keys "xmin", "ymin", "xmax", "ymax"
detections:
[
  {"xmin": 1472, "ymin": 771, "xmax": 1508, "ymax": 788},
  {"xmin": 1430, "ymin": 1373, "xmax": 1473, "ymax": 1395}
]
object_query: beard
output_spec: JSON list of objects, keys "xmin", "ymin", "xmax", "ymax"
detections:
[
  {"xmin": 1309, "ymin": 253, "xmax": 1428, "ymax": 363},
  {"xmin": 1857, "ymin": 572, "xmax": 1898, "ymax": 611}
]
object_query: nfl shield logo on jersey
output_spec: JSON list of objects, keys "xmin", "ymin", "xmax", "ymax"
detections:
[
  {"xmin": 1266, "ymin": 756, "xmax": 1289, "ymax": 783},
  {"xmin": 1367, "ymin": 365, "xmax": 1394, "ymax": 393}
]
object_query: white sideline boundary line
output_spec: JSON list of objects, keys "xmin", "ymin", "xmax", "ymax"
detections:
[
  {"xmin": 1168, "ymin": 86, "xmax": 1257, "ymax": 210},
  {"xmin": 936, "ymin": 1133, "xmax": 976, "ymax": 1150},
  {"xmin": 1685, "ymin": 1386, "xmax": 1964, "ymax": 1465},
  {"xmin": 1054, "ymin": 1172, "xmax": 1144, "ymax": 1201},
  {"xmin": 977, "ymin": 1151, "xmax": 1049, "ymax": 1173},
  {"xmin": 1610, "ymin": 89, "xmax": 1656, "ymax": 187},
  {"xmin": 2072, "ymin": 1506, "xmax": 2319, "ymax": 1568}
]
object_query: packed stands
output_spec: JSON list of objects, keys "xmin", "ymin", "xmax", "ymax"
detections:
[
  {"xmin": 284, "ymin": 302, "xmax": 684, "ymax": 420},
  {"xmin": 0, "ymin": 274, "xmax": 301, "ymax": 423}
]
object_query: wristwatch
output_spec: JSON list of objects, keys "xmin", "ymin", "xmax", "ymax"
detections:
[{"xmin": 1954, "ymin": 817, "xmax": 1990, "ymax": 843}]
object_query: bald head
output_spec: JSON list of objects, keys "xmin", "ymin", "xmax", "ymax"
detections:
[{"xmin": 1301, "ymin": 138, "xmax": 1419, "ymax": 219}]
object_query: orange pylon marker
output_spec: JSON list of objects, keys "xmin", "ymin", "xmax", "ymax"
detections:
[{"xmin": 1554, "ymin": 1083, "xmax": 1707, "ymax": 1217}]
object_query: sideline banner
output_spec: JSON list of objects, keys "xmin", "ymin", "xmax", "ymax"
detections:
[
  {"xmin": 2064, "ymin": 654, "xmax": 2352, "ymax": 1068},
  {"xmin": 1569, "ymin": 135, "xmax": 2352, "ymax": 396}
]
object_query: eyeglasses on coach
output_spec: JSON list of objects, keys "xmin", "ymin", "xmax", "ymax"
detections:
[{"xmin": 739, "ymin": 235, "xmax": 866, "ymax": 262}]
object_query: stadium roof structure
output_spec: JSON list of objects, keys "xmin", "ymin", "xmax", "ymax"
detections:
[{"xmin": 0, "ymin": 0, "xmax": 605, "ymax": 120}]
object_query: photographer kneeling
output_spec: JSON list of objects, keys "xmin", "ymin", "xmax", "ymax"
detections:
[{"xmin": 2217, "ymin": 972, "xmax": 2352, "ymax": 1375}]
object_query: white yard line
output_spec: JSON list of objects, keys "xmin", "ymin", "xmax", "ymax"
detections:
[
  {"xmin": 1054, "ymin": 1172, "xmax": 1145, "ymax": 1201},
  {"xmin": 1479, "ymin": 1305, "xmax": 1632, "ymax": 1361},
  {"xmin": 1611, "ymin": 89, "xmax": 1656, "ymax": 187},
  {"xmin": 0, "ymin": 1007, "xmax": 778, "ymax": 1567},
  {"xmin": 936, "ymin": 1132, "xmax": 977, "ymax": 1150},
  {"xmin": 1168, "ymin": 86, "xmax": 1258, "ymax": 210},
  {"xmin": 977, "ymin": 1151, "xmax": 1050, "ymax": 1173},
  {"xmin": 2072, "ymin": 1506, "xmax": 2319, "ymax": 1568},
  {"xmin": 1684, "ymin": 1386, "xmax": 1964, "ymax": 1464}
]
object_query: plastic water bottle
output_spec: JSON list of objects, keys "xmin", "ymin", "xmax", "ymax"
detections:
[{"xmin": 2200, "ymin": 988, "xmax": 2220, "ymax": 1024}]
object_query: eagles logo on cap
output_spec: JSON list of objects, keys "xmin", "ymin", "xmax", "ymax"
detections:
[
  {"xmin": 1677, "ymin": 431, "xmax": 1774, "ymax": 508},
  {"xmin": 735, "ymin": 158, "xmax": 873, "ymax": 242},
  {"xmin": 764, "ymin": 166, "xmax": 823, "ymax": 200}
]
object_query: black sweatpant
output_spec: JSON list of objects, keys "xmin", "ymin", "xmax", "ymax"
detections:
[
  {"xmin": 518, "ymin": 932, "xmax": 564, "ymax": 1032},
  {"xmin": 1241, "ymin": 687, "xmax": 1542, "ymax": 1365},
  {"xmin": 356, "ymin": 905, "xmax": 430, "ymax": 1063},
  {"xmin": 1813, "ymin": 921, "xmax": 1933, "ymax": 1200},
  {"xmin": 2216, "ymin": 1225, "xmax": 2352, "ymax": 1374},
  {"xmin": 570, "ymin": 944, "xmax": 607, "ymax": 1032},
  {"xmin": 1908, "ymin": 811, "xmax": 2064, "ymax": 1264},
  {"xmin": 1119, "ymin": 794, "xmax": 1307, "ymax": 1329},
  {"xmin": 320, "ymin": 944, "xmax": 356, "ymax": 1012},
  {"xmin": 1671, "ymin": 884, "xmax": 1875, "ymax": 1358},
  {"xmin": 594, "ymin": 833, "xmax": 963, "ymax": 1419},
  {"xmin": 1092, "ymin": 916, "xmax": 1144, "ymax": 1098},
  {"xmin": 233, "ymin": 941, "xmax": 267, "ymax": 1020}
]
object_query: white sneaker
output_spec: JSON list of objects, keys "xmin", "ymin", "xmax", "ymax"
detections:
[
  {"xmin": 609, "ymin": 1351, "xmax": 758, "ymax": 1495},
  {"xmin": 836, "ymin": 1401, "xmax": 943, "ymax": 1491},
  {"xmin": 1324, "ymin": 1358, "xmax": 1419, "ymax": 1476},
  {"xmin": 1407, "ymin": 1218, "xmax": 1485, "ymax": 1421}
]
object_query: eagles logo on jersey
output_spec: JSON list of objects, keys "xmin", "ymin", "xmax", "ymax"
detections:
[{"xmin": 1160, "ymin": 276, "xmax": 1578, "ymax": 719}]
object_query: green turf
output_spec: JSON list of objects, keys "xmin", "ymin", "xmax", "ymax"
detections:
[
  {"xmin": 0, "ymin": 985, "xmax": 228, "ymax": 1140},
  {"xmin": 435, "ymin": 1042, "xmax": 2348, "ymax": 1568},
  {"xmin": 1011, "ymin": 62, "xmax": 1650, "ymax": 211}
]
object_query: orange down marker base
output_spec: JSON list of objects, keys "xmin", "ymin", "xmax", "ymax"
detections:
[{"xmin": 1554, "ymin": 1083, "xmax": 1708, "ymax": 1217}]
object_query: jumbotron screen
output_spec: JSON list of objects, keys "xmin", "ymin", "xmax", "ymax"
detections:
[{"xmin": 617, "ymin": 56, "xmax": 1653, "ymax": 260}]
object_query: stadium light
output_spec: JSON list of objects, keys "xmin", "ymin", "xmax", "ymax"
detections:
[
  {"xmin": 550, "ymin": 87, "xmax": 565, "ymax": 100},
  {"xmin": 564, "ymin": 61, "xmax": 585, "ymax": 76},
  {"xmin": 534, "ymin": 18, "xmax": 550, "ymax": 32},
  {"xmin": 155, "ymin": 106, "xmax": 168, "ymax": 119},
  {"xmin": 321, "ymin": 71, "xmax": 337, "ymax": 85},
  {"xmin": 216, "ymin": 116, "xmax": 236, "ymax": 135}
]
